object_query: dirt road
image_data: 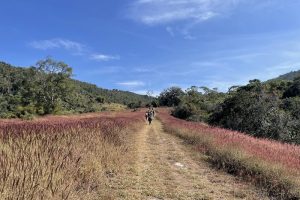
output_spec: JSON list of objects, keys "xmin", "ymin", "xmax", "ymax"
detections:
[{"xmin": 109, "ymin": 120, "xmax": 269, "ymax": 200}]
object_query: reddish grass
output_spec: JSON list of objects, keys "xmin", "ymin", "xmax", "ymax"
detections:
[
  {"xmin": 0, "ymin": 111, "xmax": 141, "ymax": 136},
  {"xmin": 0, "ymin": 110, "xmax": 144, "ymax": 199},
  {"xmin": 158, "ymin": 109, "xmax": 300, "ymax": 199},
  {"xmin": 159, "ymin": 111, "xmax": 300, "ymax": 172}
]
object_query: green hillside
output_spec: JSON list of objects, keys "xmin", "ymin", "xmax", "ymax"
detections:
[
  {"xmin": 271, "ymin": 69, "xmax": 300, "ymax": 81},
  {"xmin": 0, "ymin": 59, "xmax": 154, "ymax": 119},
  {"xmin": 71, "ymin": 79, "xmax": 151, "ymax": 106}
]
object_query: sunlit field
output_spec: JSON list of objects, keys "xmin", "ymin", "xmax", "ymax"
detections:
[
  {"xmin": 0, "ymin": 111, "xmax": 143, "ymax": 199},
  {"xmin": 159, "ymin": 109, "xmax": 300, "ymax": 199}
]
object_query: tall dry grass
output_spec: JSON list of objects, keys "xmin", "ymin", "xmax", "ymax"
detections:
[
  {"xmin": 0, "ymin": 112, "xmax": 143, "ymax": 199},
  {"xmin": 158, "ymin": 110, "xmax": 300, "ymax": 200}
]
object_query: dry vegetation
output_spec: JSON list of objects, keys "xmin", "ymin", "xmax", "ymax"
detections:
[
  {"xmin": 158, "ymin": 109, "xmax": 300, "ymax": 199},
  {"xmin": 1, "ymin": 108, "xmax": 299, "ymax": 199},
  {"xmin": 0, "ymin": 112, "xmax": 143, "ymax": 199}
]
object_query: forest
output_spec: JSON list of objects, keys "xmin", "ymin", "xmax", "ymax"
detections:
[
  {"xmin": 159, "ymin": 75, "xmax": 300, "ymax": 144},
  {"xmin": 0, "ymin": 58, "xmax": 152, "ymax": 119}
]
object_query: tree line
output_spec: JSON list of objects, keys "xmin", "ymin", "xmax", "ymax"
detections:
[
  {"xmin": 158, "ymin": 77, "xmax": 300, "ymax": 144},
  {"xmin": 3, "ymin": 57, "xmax": 299, "ymax": 144},
  {"xmin": 0, "ymin": 58, "xmax": 153, "ymax": 119}
]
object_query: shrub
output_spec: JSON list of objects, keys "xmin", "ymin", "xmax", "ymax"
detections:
[{"xmin": 172, "ymin": 103, "xmax": 195, "ymax": 119}]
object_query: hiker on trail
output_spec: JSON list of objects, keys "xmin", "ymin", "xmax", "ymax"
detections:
[
  {"xmin": 146, "ymin": 108, "xmax": 155, "ymax": 125},
  {"xmin": 151, "ymin": 107, "xmax": 155, "ymax": 117}
]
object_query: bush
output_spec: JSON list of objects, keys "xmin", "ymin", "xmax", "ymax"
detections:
[
  {"xmin": 282, "ymin": 97, "xmax": 300, "ymax": 119},
  {"xmin": 172, "ymin": 103, "xmax": 195, "ymax": 119},
  {"xmin": 20, "ymin": 111, "xmax": 34, "ymax": 120},
  {"xmin": 283, "ymin": 77, "xmax": 300, "ymax": 98},
  {"xmin": 209, "ymin": 81, "xmax": 293, "ymax": 141},
  {"xmin": 127, "ymin": 102, "xmax": 142, "ymax": 109},
  {"xmin": 0, "ymin": 112, "xmax": 16, "ymax": 119}
]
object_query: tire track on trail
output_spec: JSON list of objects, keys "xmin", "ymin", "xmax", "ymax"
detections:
[{"xmin": 111, "ymin": 120, "xmax": 269, "ymax": 200}]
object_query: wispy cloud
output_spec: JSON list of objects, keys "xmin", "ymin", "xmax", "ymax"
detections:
[
  {"xmin": 30, "ymin": 38, "xmax": 85, "ymax": 54},
  {"xmin": 166, "ymin": 26, "xmax": 175, "ymax": 37},
  {"xmin": 90, "ymin": 54, "xmax": 120, "ymax": 61},
  {"xmin": 265, "ymin": 62, "xmax": 300, "ymax": 78},
  {"xmin": 127, "ymin": 0, "xmax": 246, "ymax": 39},
  {"xmin": 133, "ymin": 90, "xmax": 161, "ymax": 97},
  {"xmin": 30, "ymin": 38, "xmax": 121, "ymax": 62},
  {"xmin": 133, "ymin": 67, "xmax": 154, "ymax": 73},
  {"xmin": 129, "ymin": 0, "xmax": 242, "ymax": 26},
  {"xmin": 117, "ymin": 81, "xmax": 145, "ymax": 87}
]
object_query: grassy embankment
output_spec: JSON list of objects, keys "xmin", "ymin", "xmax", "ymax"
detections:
[
  {"xmin": 0, "ymin": 111, "xmax": 143, "ymax": 199},
  {"xmin": 159, "ymin": 110, "xmax": 300, "ymax": 199}
]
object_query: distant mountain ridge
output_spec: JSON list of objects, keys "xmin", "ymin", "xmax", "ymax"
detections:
[
  {"xmin": 271, "ymin": 69, "xmax": 300, "ymax": 81},
  {"xmin": 71, "ymin": 79, "xmax": 151, "ymax": 105}
]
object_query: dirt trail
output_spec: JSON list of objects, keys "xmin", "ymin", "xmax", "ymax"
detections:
[{"xmin": 110, "ymin": 120, "xmax": 269, "ymax": 200}]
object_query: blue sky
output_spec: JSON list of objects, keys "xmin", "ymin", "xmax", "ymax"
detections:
[{"xmin": 1, "ymin": 0, "xmax": 300, "ymax": 95}]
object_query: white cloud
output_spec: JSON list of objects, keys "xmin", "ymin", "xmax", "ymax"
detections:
[
  {"xmin": 90, "ymin": 54, "xmax": 120, "ymax": 61},
  {"xmin": 117, "ymin": 81, "xmax": 145, "ymax": 87},
  {"xmin": 166, "ymin": 26, "xmax": 175, "ymax": 37},
  {"xmin": 30, "ymin": 38, "xmax": 85, "ymax": 54},
  {"xmin": 133, "ymin": 90, "xmax": 161, "ymax": 97},
  {"xmin": 133, "ymin": 67, "xmax": 154, "ymax": 72},
  {"xmin": 192, "ymin": 61, "xmax": 221, "ymax": 66},
  {"xmin": 30, "ymin": 39, "xmax": 121, "ymax": 61},
  {"xmin": 128, "ymin": 0, "xmax": 245, "ymax": 39},
  {"xmin": 129, "ymin": 0, "xmax": 242, "ymax": 25}
]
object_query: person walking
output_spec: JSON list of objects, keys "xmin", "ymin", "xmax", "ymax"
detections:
[
  {"xmin": 145, "ymin": 111, "xmax": 149, "ymax": 121},
  {"xmin": 146, "ymin": 107, "xmax": 155, "ymax": 125}
]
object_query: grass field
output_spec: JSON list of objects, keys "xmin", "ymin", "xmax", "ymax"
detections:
[
  {"xmin": 1, "ymin": 109, "xmax": 299, "ymax": 199},
  {"xmin": 0, "ymin": 111, "xmax": 143, "ymax": 199},
  {"xmin": 158, "ymin": 109, "xmax": 300, "ymax": 199}
]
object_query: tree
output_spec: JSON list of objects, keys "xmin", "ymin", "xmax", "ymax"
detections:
[
  {"xmin": 209, "ymin": 80, "xmax": 289, "ymax": 140},
  {"xmin": 95, "ymin": 95, "xmax": 105, "ymax": 103},
  {"xmin": 36, "ymin": 57, "xmax": 72, "ymax": 75},
  {"xmin": 158, "ymin": 87, "xmax": 184, "ymax": 107},
  {"xmin": 35, "ymin": 57, "xmax": 73, "ymax": 114},
  {"xmin": 283, "ymin": 77, "xmax": 300, "ymax": 98},
  {"xmin": 171, "ymin": 86, "xmax": 226, "ymax": 122}
]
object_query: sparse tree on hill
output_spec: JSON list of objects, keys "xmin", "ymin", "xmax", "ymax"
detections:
[{"xmin": 35, "ymin": 57, "xmax": 73, "ymax": 114}]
